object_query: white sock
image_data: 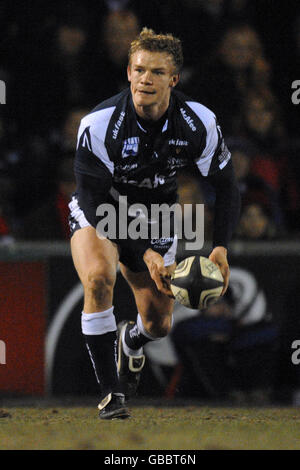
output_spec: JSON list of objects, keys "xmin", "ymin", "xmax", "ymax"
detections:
[{"xmin": 81, "ymin": 306, "xmax": 116, "ymax": 335}]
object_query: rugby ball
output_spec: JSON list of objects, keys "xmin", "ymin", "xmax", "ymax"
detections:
[{"xmin": 171, "ymin": 256, "xmax": 224, "ymax": 309}]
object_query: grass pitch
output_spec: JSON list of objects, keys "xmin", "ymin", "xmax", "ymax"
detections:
[{"xmin": 0, "ymin": 405, "xmax": 300, "ymax": 450}]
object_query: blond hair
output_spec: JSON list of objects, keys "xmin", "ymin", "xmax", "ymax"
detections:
[{"xmin": 128, "ymin": 27, "xmax": 183, "ymax": 73}]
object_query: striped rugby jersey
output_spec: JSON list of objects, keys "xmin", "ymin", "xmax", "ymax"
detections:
[{"xmin": 74, "ymin": 87, "xmax": 231, "ymax": 208}]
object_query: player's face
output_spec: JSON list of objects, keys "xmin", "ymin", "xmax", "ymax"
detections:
[{"xmin": 128, "ymin": 50, "xmax": 179, "ymax": 118}]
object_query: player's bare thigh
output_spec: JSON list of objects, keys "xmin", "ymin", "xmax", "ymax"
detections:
[
  {"xmin": 119, "ymin": 262, "xmax": 176, "ymax": 337},
  {"xmin": 71, "ymin": 226, "xmax": 119, "ymax": 312}
]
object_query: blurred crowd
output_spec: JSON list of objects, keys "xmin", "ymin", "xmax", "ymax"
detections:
[{"xmin": 0, "ymin": 0, "xmax": 299, "ymax": 243}]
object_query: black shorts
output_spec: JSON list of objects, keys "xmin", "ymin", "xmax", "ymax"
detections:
[{"xmin": 68, "ymin": 193, "xmax": 177, "ymax": 272}]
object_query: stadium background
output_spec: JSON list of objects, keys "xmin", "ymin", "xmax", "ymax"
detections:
[{"xmin": 0, "ymin": 0, "xmax": 300, "ymax": 406}]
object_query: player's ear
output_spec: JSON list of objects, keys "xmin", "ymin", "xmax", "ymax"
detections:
[
  {"xmin": 127, "ymin": 64, "xmax": 132, "ymax": 82},
  {"xmin": 170, "ymin": 74, "xmax": 180, "ymax": 88}
]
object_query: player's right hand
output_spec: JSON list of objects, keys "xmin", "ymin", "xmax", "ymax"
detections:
[{"xmin": 143, "ymin": 248, "xmax": 175, "ymax": 299}]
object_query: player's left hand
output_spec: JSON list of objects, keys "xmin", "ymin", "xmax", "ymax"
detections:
[
  {"xmin": 208, "ymin": 246, "xmax": 230, "ymax": 295},
  {"xmin": 143, "ymin": 248, "xmax": 175, "ymax": 299}
]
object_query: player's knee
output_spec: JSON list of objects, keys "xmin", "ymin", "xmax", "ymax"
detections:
[
  {"xmin": 147, "ymin": 315, "xmax": 172, "ymax": 338},
  {"xmin": 84, "ymin": 268, "xmax": 116, "ymax": 303}
]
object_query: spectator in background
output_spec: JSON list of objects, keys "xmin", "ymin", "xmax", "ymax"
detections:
[
  {"xmin": 236, "ymin": 201, "xmax": 279, "ymax": 241},
  {"xmin": 88, "ymin": 0, "xmax": 167, "ymax": 42},
  {"xmin": 238, "ymin": 90, "xmax": 300, "ymax": 231},
  {"xmin": 11, "ymin": 13, "xmax": 92, "ymax": 138},
  {"xmin": 259, "ymin": 5, "xmax": 300, "ymax": 138},
  {"xmin": 40, "ymin": 17, "xmax": 92, "ymax": 131},
  {"xmin": 228, "ymin": 137, "xmax": 285, "ymax": 233},
  {"xmin": 184, "ymin": 23, "xmax": 271, "ymax": 136},
  {"xmin": 241, "ymin": 89, "xmax": 285, "ymax": 153},
  {"xmin": 17, "ymin": 158, "xmax": 76, "ymax": 241},
  {"xmin": 159, "ymin": 0, "xmax": 228, "ymax": 68},
  {"xmin": 12, "ymin": 107, "xmax": 88, "ymax": 222},
  {"xmin": 88, "ymin": 9, "xmax": 140, "ymax": 101},
  {"xmin": 40, "ymin": 106, "xmax": 89, "ymax": 207}
]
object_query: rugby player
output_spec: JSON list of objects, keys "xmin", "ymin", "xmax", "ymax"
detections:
[{"xmin": 68, "ymin": 28, "xmax": 240, "ymax": 419}]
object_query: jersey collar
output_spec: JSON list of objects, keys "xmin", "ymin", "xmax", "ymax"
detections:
[{"xmin": 129, "ymin": 92, "xmax": 170, "ymax": 134}]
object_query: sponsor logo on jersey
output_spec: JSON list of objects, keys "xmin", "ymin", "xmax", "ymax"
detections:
[
  {"xmin": 116, "ymin": 162, "xmax": 138, "ymax": 171},
  {"xmin": 114, "ymin": 172, "xmax": 165, "ymax": 188},
  {"xmin": 151, "ymin": 237, "xmax": 173, "ymax": 246},
  {"xmin": 112, "ymin": 111, "xmax": 125, "ymax": 140},
  {"xmin": 168, "ymin": 156, "xmax": 186, "ymax": 168},
  {"xmin": 180, "ymin": 108, "xmax": 196, "ymax": 131},
  {"xmin": 169, "ymin": 139, "xmax": 188, "ymax": 155},
  {"xmin": 122, "ymin": 137, "xmax": 139, "ymax": 158},
  {"xmin": 169, "ymin": 139, "xmax": 189, "ymax": 146}
]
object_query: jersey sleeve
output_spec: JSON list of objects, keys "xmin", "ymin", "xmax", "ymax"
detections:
[
  {"xmin": 75, "ymin": 122, "xmax": 114, "ymax": 177},
  {"xmin": 205, "ymin": 159, "xmax": 241, "ymax": 248},
  {"xmin": 193, "ymin": 108, "xmax": 231, "ymax": 177},
  {"xmin": 74, "ymin": 121, "xmax": 114, "ymax": 227}
]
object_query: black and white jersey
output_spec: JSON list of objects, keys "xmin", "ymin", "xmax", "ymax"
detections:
[{"xmin": 74, "ymin": 87, "xmax": 231, "ymax": 209}]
